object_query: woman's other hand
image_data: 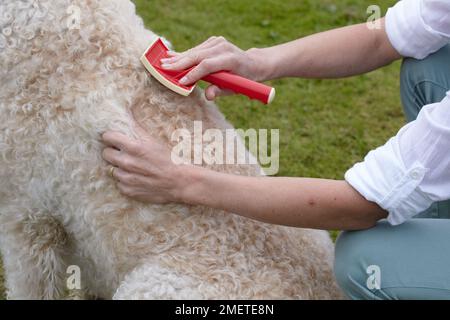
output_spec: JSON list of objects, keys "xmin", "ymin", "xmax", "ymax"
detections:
[{"xmin": 101, "ymin": 129, "xmax": 186, "ymax": 204}]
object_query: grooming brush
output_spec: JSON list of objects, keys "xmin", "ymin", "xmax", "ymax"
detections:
[{"xmin": 140, "ymin": 38, "xmax": 276, "ymax": 104}]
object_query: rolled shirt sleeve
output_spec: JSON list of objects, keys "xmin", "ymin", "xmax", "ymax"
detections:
[
  {"xmin": 346, "ymin": 95, "xmax": 450, "ymax": 225},
  {"xmin": 385, "ymin": 0, "xmax": 450, "ymax": 59},
  {"xmin": 345, "ymin": 0, "xmax": 450, "ymax": 225}
]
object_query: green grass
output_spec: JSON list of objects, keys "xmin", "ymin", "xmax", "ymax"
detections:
[{"xmin": 0, "ymin": 0, "xmax": 402, "ymax": 299}]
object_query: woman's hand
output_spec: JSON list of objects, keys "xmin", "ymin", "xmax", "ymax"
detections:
[
  {"xmin": 160, "ymin": 36, "xmax": 267, "ymax": 100},
  {"xmin": 101, "ymin": 129, "xmax": 185, "ymax": 204}
]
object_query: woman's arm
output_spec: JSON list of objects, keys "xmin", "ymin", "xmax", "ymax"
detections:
[
  {"xmin": 254, "ymin": 18, "xmax": 401, "ymax": 80},
  {"xmin": 161, "ymin": 18, "xmax": 401, "ymax": 99},
  {"xmin": 101, "ymin": 131, "xmax": 387, "ymax": 231},
  {"xmin": 181, "ymin": 166, "xmax": 387, "ymax": 230}
]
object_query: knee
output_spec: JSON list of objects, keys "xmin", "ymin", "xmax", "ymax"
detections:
[
  {"xmin": 400, "ymin": 57, "xmax": 430, "ymax": 106},
  {"xmin": 401, "ymin": 44, "xmax": 450, "ymax": 83},
  {"xmin": 334, "ymin": 230, "xmax": 380, "ymax": 300},
  {"xmin": 400, "ymin": 44, "xmax": 450, "ymax": 105},
  {"xmin": 400, "ymin": 60, "xmax": 427, "ymax": 99}
]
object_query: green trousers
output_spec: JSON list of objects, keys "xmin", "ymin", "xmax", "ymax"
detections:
[{"xmin": 334, "ymin": 44, "xmax": 450, "ymax": 300}]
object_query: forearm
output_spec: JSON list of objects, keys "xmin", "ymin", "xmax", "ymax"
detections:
[
  {"xmin": 251, "ymin": 18, "xmax": 402, "ymax": 81},
  {"xmin": 180, "ymin": 166, "xmax": 387, "ymax": 230},
  {"xmin": 102, "ymin": 131, "xmax": 387, "ymax": 230}
]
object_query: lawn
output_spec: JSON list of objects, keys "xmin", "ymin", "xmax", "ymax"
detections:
[{"xmin": 0, "ymin": 0, "xmax": 401, "ymax": 299}]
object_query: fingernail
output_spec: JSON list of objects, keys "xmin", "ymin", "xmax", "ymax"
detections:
[
  {"xmin": 160, "ymin": 58, "xmax": 172, "ymax": 63},
  {"xmin": 179, "ymin": 77, "xmax": 188, "ymax": 85},
  {"xmin": 161, "ymin": 64, "xmax": 171, "ymax": 69}
]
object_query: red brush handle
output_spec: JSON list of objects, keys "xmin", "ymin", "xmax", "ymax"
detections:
[{"xmin": 203, "ymin": 71, "xmax": 275, "ymax": 104}]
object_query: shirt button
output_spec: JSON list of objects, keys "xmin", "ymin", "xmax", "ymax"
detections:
[{"xmin": 409, "ymin": 170, "xmax": 422, "ymax": 180}]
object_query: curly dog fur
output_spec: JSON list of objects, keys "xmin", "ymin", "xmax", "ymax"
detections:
[{"xmin": 0, "ymin": 0, "xmax": 342, "ymax": 299}]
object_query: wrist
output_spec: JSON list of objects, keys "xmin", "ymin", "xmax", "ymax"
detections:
[
  {"xmin": 173, "ymin": 164, "xmax": 207, "ymax": 205},
  {"xmin": 246, "ymin": 47, "xmax": 276, "ymax": 82}
]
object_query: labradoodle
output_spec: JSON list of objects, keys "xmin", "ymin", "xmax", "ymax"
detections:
[{"xmin": 0, "ymin": 0, "xmax": 341, "ymax": 299}]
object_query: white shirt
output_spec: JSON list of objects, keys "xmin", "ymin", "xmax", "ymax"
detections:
[{"xmin": 345, "ymin": 0, "xmax": 450, "ymax": 225}]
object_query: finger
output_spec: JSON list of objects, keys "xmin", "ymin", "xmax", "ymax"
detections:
[
  {"xmin": 102, "ymin": 131, "xmax": 140, "ymax": 154},
  {"xmin": 161, "ymin": 37, "xmax": 222, "ymax": 65},
  {"xmin": 205, "ymin": 85, "xmax": 235, "ymax": 100},
  {"xmin": 103, "ymin": 148, "xmax": 149, "ymax": 175},
  {"xmin": 160, "ymin": 51, "xmax": 180, "ymax": 64},
  {"xmin": 117, "ymin": 182, "xmax": 134, "ymax": 197},
  {"xmin": 111, "ymin": 167, "xmax": 127, "ymax": 181},
  {"xmin": 180, "ymin": 56, "xmax": 233, "ymax": 85},
  {"xmin": 113, "ymin": 167, "xmax": 147, "ymax": 186},
  {"xmin": 103, "ymin": 148, "xmax": 133, "ymax": 171},
  {"xmin": 161, "ymin": 46, "xmax": 220, "ymax": 71},
  {"xmin": 102, "ymin": 147, "xmax": 122, "ymax": 167},
  {"xmin": 166, "ymin": 51, "xmax": 179, "ymax": 57},
  {"xmin": 116, "ymin": 182, "xmax": 150, "ymax": 199}
]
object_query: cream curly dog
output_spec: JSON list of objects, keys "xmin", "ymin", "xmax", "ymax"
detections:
[{"xmin": 0, "ymin": 0, "xmax": 341, "ymax": 299}]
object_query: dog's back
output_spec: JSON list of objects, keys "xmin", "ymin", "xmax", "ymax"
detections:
[{"xmin": 0, "ymin": 0, "xmax": 341, "ymax": 299}]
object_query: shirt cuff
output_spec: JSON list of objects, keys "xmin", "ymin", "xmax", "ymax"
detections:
[
  {"xmin": 345, "ymin": 138, "xmax": 432, "ymax": 225},
  {"xmin": 385, "ymin": 0, "xmax": 446, "ymax": 59}
]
